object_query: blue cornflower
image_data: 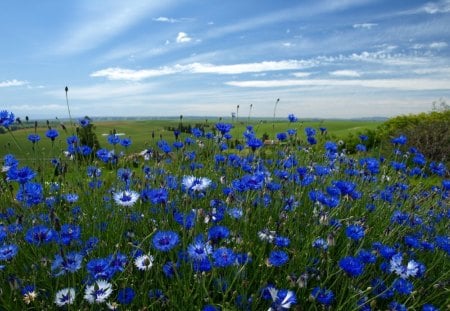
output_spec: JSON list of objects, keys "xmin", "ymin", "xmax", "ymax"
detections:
[
  {"xmin": 0, "ymin": 244, "xmax": 19, "ymax": 261},
  {"xmin": 288, "ymin": 113, "xmax": 298, "ymax": 122},
  {"xmin": 120, "ymin": 137, "xmax": 132, "ymax": 148},
  {"xmin": 307, "ymin": 136, "xmax": 317, "ymax": 145},
  {"xmin": 174, "ymin": 210, "xmax": 196, "ymax": 229},
  {"xmin": 107, "ymin": 134, "xmax": 121, "ymax": 145},
  {"xmin": 51, "ymin": 252, "xmax": 83, "ymax": 276},
  {"xmin": 312, "ymin": 238, "xmax": 329, "ymax": 251},
  {"xmin": 173, "ymin": 141, "xmax": 184, "ymax": 149},
  {"xmin": 0, "ymin": 110, "xmax": 15, "ymax": 128},
  {"xmin": 142, "ymin": 188, "xmax": 168, "ymax": 205},
  {"xmin": 389, "ymin": 301, "xmax": 407, "ymax": 311},
  {"xmin": 203, "ymin": 305, "xmax": 221, "ymax": 311},
  {"xmin": 212, "ymin": 247, "xmax": 236, "ymax": 267},
  {"xmin": 287, "ymin": 128, "xmax": 297, "ymax": 136},
  {"xmin": 208, "ymin": 225, "xmax": 230, "ymax": 243},
  {"xmin": 46, "ymin": 128, "xmax": 59, "ymax": 141},
  {"xmin": 25, "ymin": 225, "xmax": 57, "ymax": 245},
  {"xmin": 359, "ymin": 134, "xmax": 368, "ymax": 141},
  {"xmin": 63, "ymin": 193, "xmax": 79, "ymax": 204},
  {"xmin": 162, "ymin": 261, "xmax": 177, "ymax": 278},
  {"xmin": 193, "ymin": 258, "xmax": 212, "ymax": 272},
  {"xmin": 59, "ymin": 224, "xmax": 81, "ymax": 246},
  {"xmin": 311, "ymin": 287, "xmax": 334, "ymax": 306},
  {"xmin": 117, "ymin": 287, "xmax": 135, "ymax": 305},
  {"xmin": 246, "ymin": 136, "xmax": 263, "ymax": 151},
  {"xmin": 357, "ymin": 249, "xmax": 376, "ymax": 264},
  {"xmin": 268, "ymin": 250, "xmax": 289, "ymax": 267},
  {"xmin": 268, "ymin": 287, "xmax": 297, "ymax": 310},
  {"xmin": 2, "ymin": 154, "xmax": 19, "ymax": 171},
  {"xmin": 345, "ymin": 224, "xmax": 365, "ymax": 241},
  {"xmin": 191, "ymin": 127, "xmax": 203, "ymax": 137},
  {"xmin": 227, "ymin": 207, "xmax": 243, "ymax": 219},
  {"xmin": 152, "ymin": 230, "xmax": 180, "ymax": 252},
  {"xmin": 435, "ymin": 235, "xmax": 450, "ymax": 255},
  {"xmin": 277, "ymin": 132, "xmax": 287, "ymax": 141},
  {"xmin": 78, "ymin": 117, "xmax": 90, "ymax": 127},
  {"xmin": 422, "ymin": 304, "xmax": 440, "ymax": 311},
  {"xmin": 187, "ymin": 240, "xmax": 213, "ymax": 262},
  {"xmin": 148, "ymin": 289, "xmax": 167, "ymax": 302},
  {"xmin": 96, "ymin": 148, "xmax": 113, "ymax": 163},
  {"xmin": 392, "ymin": 277, "xmax": 414, "ymax": 295},
  {"xmin": 7, "ymin": 166, "xmax": 36, "ymax": 184},
  {"xmin": 391, "ymin": 135, "xmax": 407, "ymax": 145},
  {"xmin": 274, "ymin": 236, "xmax": 290, "ymax": 248},
  {"xmin": 28, "ymin": 134, "xmax": 41, "ymax": 143},
  {"xmin": 305, "ymin": 127, "xmax": 316, "ymax": 137},
  {"xmin": 86, "ymin": 257, "xmax": 114, "ymax": 280},
  {"xmin": 339, "ymin": 256, "xmax": 365, "ymax": 277},
  {"xmin": 215, "ymin": 123, "xmax": 233, "ymax": 135}
]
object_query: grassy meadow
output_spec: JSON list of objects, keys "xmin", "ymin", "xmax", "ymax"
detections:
[{"xmin": 0, "ymin": 113, "xmax": 448, "ymax": 310}]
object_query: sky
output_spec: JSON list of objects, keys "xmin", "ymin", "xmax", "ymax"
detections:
[{"xmin": 1, "ymin": 0, "xmax": 450, "ymax": 119}]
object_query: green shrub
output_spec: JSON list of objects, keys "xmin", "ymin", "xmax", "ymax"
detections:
[{"xmin": 376, "ymin": 109, "xmax": 450, "ymax": 164}]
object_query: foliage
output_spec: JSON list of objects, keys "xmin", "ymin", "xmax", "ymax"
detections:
[
  {"xmin": 76, "ymin": 116, "xmax": 101, "ymax": 152},
  {"xmin": 376, "ymin": 110, "xmax": 450, "ymax": 165}
]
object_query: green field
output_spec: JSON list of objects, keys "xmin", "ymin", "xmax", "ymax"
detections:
[{"xmin": 0, "ymin": 118, "xmax": 383, "ymax": 159}]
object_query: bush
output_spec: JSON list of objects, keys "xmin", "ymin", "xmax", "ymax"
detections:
[{"xmin": 376, "ymin": 110, "xmax": 450, "ymax": 164}]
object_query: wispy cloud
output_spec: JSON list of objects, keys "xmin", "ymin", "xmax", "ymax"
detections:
[
  {"xmin": 353, "ymin": 23, "xmax": 377, "ymax": 29},
  {"xmin": 225, "ymin": 78, "xmax": 450, "ymax": 91},
  {"xmin": 204, "ymin": 0, "xmax": 376, "ymax": 40},
  {"xmin": 329, "ymin": 70, "xmax": 361, "ymax": 77},
  {"xmin": 292, "ymin": 72, "xmax": 312, "ymax": 78},
  {"xmin": 153, "ymin": 16, "xmax": 194, "ymax": 23},
  {"xmin": 153, "ymin": 16, "xmax": 178, "ymax": 23},
  {"xmin": 55, "ymin": 1, "xmax": 173, "ymax": 54},
  {"xmin": 430, "ymin": 41, "xmax": 448, "ymax": 48},
  {"xmin": 400, "ymin": 0, "xmax": 450, "ymax": 15},
  {"xmin": 176, "ymin": 32, "xmax": 192, "ymax": 43},
  {"xmin": 0, "ymin": 79, "xmax": 28, "ymax": 88},
  {"xmin": 91, "ymin": 60, "xmax": 316, "ymax": 81},
  {"xmin": 420, "ymin": 0, "xmax": 450, "ymax": 14}
]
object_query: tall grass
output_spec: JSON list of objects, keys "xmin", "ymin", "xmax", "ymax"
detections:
[{"xmin": 0, "ymin": 111, "xmax": 448, "ymax": 310}]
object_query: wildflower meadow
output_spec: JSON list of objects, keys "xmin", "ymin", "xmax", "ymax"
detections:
[{"xmin": 0, "ymin": 110, "xmax": 449, "ymax": 310}]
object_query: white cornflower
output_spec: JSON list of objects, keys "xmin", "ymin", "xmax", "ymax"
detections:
[
  {"xmin": 134, "ymin": 254, "xmax": 154, "ymax": 271},
  {"xmin": 182, "ymin": 176, "xmax": 212, "ymax": 192},
  {"xmin": 84, "ymin": 279, "xmax": 113, "ymax": 304},
  {"xmin": 54, "ymin": 288, "xmax": 76, "ymax": 306},
  {"xmin": 113, "ymin": 190, "xmax": 140, "ymax": 207}
]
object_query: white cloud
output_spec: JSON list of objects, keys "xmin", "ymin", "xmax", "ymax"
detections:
[
  {"xmin": 353, "ymin": 23, "xmax": 377, "ymax": 29},
  {"xmin": 90, "ymin": 67, "xmax": 178, "ymax": 81},
  {"xmin": 330, "ymin": 70, "xmax": 361, "ymax": 77},
  {"xmin": 91, "ymin": 60, "xmax": 316, "ymax": 81},
  {"xmin": 430, "ymin": 41, "xmax": 448, "ymax": 49},
  {"xmin": 292, "ymin": 72, "xmax": 312, "ymax": 78},
  {"xmin": 422, "ymin": 0, "xmax": 450, "ymax": 14},
  {"xmin": 186, "ymin": 60, "xmax": 313, "ymax": 74},
  {"xmin": 176, "ymin": 32, "xmax": 192, "ymax": 43},
  {"xmin": 153, "ymin": 16, "xmax": 178, "ymax": 23},
  {"xmin": 0, "ymin": 79, "xmax": 28, "ymax": 88},
  {"xmin": 225, "ymin": 78, "xmax": 450, "ymax": 91}
]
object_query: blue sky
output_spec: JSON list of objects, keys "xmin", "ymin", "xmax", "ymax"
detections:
[{"xmin": 1, "ymin": 0, "xmax": 450, "ymax": 119}]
